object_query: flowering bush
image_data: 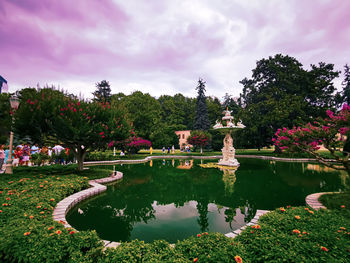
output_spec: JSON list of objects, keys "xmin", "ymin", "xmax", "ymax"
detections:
[
  {"xmin": 273, "ymin": 104, "xmax": 350, "ymax": 170},
  {"xmin": 187, "ymin": 130, "xmax": 212, "ymax": 154},
  {"xmin": 109, "ymin": 134, "xmax": 151, "ymax": 154}
]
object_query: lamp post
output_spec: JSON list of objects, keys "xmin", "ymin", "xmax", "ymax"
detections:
[{"xmin": 5, "ymin": 95, "xmax": 19, "ymax": 174}]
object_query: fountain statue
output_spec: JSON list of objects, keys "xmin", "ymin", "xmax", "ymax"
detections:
[{"xmin": 213, "ymin": 108, "xmax": 245, "ymax": 167}]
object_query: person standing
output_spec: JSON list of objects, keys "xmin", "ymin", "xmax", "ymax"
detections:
[
  {"xmin": 0, "ymin": 145, "xmax": 5, "ymax": 171},
  {"xmin": 22, "ymin": 143, "xmax": 31, "ymax": 166},
  {"xmin": 162, "ymin": 147, "xmax": 165, "ymax": 154},
  {"xmin": 4, "ymin": 145, "xmax": 10, "ymax": 167},
  {"xmin": 167, "ymin": 146, "xmax": 170, "ymax": 154},
  {"xmin": 150, "ymin": 146, "xmax": 153, "ymax": 155},
  {"xmin": 53, "ymin": 144, "xmax": 65, "ymax": 164},
  {"xmin": 31, "ymin": 144, "xmax": 40, "ymax": 155}
]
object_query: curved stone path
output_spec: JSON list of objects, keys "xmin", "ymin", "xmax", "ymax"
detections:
[
  {"xmin": 305, "ymin": 192, "xmax": 334, "ymax": 210},
  {"xmin": 224, "ymin": 209, "xmax": 270, "ymax": 238}
]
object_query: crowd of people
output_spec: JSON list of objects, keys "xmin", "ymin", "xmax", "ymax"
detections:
[{"xmin": 0, "ymin": 143, "xmax": 71, "ymax": 171}]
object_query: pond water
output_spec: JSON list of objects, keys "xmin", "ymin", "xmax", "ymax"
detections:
[{"xmin": 66, "ymin": 158, "xmax": 346, "ymax": 243}]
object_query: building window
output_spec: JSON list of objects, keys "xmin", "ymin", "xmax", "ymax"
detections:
[{"xmin": 182, "ymin": 134, "xmax": 185, "ymax": 139}]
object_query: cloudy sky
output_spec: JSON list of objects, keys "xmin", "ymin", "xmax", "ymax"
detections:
[{"xmin": 1, "ymin": 0, "xmax": 350, "ymax": 99}]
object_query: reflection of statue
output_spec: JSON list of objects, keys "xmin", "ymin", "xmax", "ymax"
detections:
[{"xmin": 221, "ymin": 168, "xmax": 237, "ymax": 195}]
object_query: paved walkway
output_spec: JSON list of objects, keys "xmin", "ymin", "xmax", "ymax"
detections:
[{"xmin": 305, "ymin": 192, "xmax": 333, "ymax": 210}]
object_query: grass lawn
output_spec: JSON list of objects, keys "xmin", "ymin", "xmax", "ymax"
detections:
[{"xmin": 1, "ymin": 164, "xmax": 349, "ymax": 262}]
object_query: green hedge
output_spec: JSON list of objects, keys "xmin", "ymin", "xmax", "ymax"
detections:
[{"xmin": 1, "ymin": 167, "xmax": 349, "ymax": 262}]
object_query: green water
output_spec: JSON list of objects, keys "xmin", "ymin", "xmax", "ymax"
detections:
[{"xmin": 66, "ymin": 158, "xmax": 345, "ymax": 243}]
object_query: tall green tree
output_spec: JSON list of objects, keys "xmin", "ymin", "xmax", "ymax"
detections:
[
  {"xmin": 206, "ymin": 96, "xmax": 222, "ymax": 126},
  {"xmin": 0, "ymin": 93, "xmax": 11, "ymax": 144},
  {"xmin": 238, "ymin": 54, "xmax": 340, "ymax": 149},
  {"xmin": 341, "ymin": 64, "xmax": 350, "ymax": 105},
  {"xmin": 92, "ymin": 80, "xmax": 112, "ymax": 103},
  {"xmin": 194, "ymin": 78, "xmax": 210, "ymax": 130},
  {"xmin": 121, "ymin": 91, "xmax": 161, "ymax": 140}
]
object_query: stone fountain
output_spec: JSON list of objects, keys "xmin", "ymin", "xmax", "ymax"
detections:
[{"xmin": 213, "ymin": 109, "xmax": 245, "ymax": 167}]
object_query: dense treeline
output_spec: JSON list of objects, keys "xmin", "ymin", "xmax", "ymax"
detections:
[{"xmin": 1, "ymin": 54, "xmax": 349, "ymax": 151}]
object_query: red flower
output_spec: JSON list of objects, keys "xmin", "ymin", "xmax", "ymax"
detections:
[
  {"xmin": 29, "ymin": 215, "xmax": 34, "ymax": 219},
  {"xmin": 295, "ymin": 215, "xmax": 301, "ymax": 220},
  {"xmin": 235, "ymin": 255, "xmax": 243, "ymax": 263},
  {"xmin": 193, "ymin": 258, "xmax": 198, "ymax": 262},
  {"xmin": 321, "ymin": 246, "xmax": 328, "ymax": 252},
  {"xmin": 24, "ymin": 232, "xmax": 31, "ymax": 236},
  {"xmin": 292, "ymin": 229, "xmax": 300, "ymax": 234},
  {"xmin": 50, "ymin": 198, "xmax": 55, "ymax": 202},
  {"xmin": 340, "ymin": 205, "xmax": 345, "ymax": 208},
  {"xmin": 0, "ymin": 210, "xmax": 2, "ymax": 213},
  {"xmin": 197, "ymin": 234, "xmax": 201, "ymax": 237},
  {"xmin": 69, "ymin": 231, "xmax": 75, "ymax": 235},
  {"xmin": 48, "ymin": 226, "xmax": 54, "ymax": 230},
  {"xmin": 56, "ymin": 230, "xmax": 62, "ymax": 235}
]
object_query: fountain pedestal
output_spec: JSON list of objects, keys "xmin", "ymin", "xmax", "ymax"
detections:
[
  {"xmin": 213, "ymin": 109, "xmax": 245, "ymax": 167},
  {"xmin": 218, "ymin": 133, "xmax": 240, "ymax": 166}
]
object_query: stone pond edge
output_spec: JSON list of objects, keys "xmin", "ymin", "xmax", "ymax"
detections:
[
  {"xmin": 305, "ymin": 192, "xmax": 335, "ymax": 210},
  {"xmin": 53, "ymin": 155, "xmax": 328, "ymax": 249}
]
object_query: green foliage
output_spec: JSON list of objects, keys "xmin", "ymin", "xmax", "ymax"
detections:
[
  {"xmin": 0, "ymin": 172, "xmax": 104, "ymax": 262},
  {"xmin": 0, "ymin": 93, "xmax": 11, "ymax": 144},
  {"xmin": 194, "ymin": 79, "xmax": 210, "ymax": 131},
  {"xmin": 341, "ymin": 64, "xmax": 350, "ymax": 105},
  {"xmin": 319, "ymin": 193, "xmax": 350, "ymax": 211},
  {"xmin": 14, "ymin": 87, "xmax": 130, "ymax": 170},
  {"xmin": 235, "ymin": 207, "xmax": 350, "ymax": 262},
  {"xmin": 149, "ymin": 124, "xmax": 179, "ymax": 149},
  {"xmin": 206, "ymin": 96, "xmax": 222, "ymax": 126},
  {"xmin": 121, "ymin": 91, "xmax": 161, "ymax": 140},
  {"xmin": 176, "ymin": 233, "xmax": 247, "ymax": 263},
  {"xmin": 239, "ymin": 54, "xmax": 340, "ymax": 149}
]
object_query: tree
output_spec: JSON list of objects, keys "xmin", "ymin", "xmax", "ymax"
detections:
[
  {"xmin": 222, "ymin": 93, "xmax": 240, "ymax": 115},
  {"xmin": 341, "ymin": 64, "xmax": 350, "ymax": 105},
  {"xmin": 206, "ymin": 96, "xmax": 222, "ymax": 126},
  {"xmin": 194, "ymin": 78, "xmax": 210, "ymax": 130},
  {"xmin": 121, "ymin": 91, "xmax": 161, "ymax": 140},
  {"xmin": 14, "ymin": 87, "xmax": 130, "ymax": 170},
  {"xmin": 92, "ymin": 80, "xmax": 112, "ymax": 103},
  {"xmin": 238, "ymin": 54, "xmax": 340, "ymax": 149},
  {"xmin": 187, "ymin": 130, "xmax": 212, "ymax": 154},
  {"xmin": 149, "ymin": 124, "xmax": 180, "ymax": 149},
  {"xmin": 273, "ymin": 104, "xmax": 350, "ymax": 170},
  {"xmin": 0, "ymin": 93, "xmax": 11, "ymax": 144}
]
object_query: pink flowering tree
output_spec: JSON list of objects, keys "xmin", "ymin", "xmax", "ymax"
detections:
[
  {"xmin": 109, "ymin": 129, "xmax": 152, "ymax": 154},
  {"xmin": 14, "ymin": 88, "xmax": 130, "ymax": 170},
  {"xmin": 187, "ymin": 130, "xmax": 212, "ymax": 154},
  {"xmin": 273, "ymin": 104, "xmax": 350, "ymax": 170}
]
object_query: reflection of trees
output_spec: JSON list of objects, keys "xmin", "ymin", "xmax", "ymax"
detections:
[{"xmin": 196, "ymin": 199, "xmax": 209, "ymax": 232}]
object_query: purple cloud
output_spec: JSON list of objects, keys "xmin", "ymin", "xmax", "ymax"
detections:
[{"xmin": 1, "ymin": 0, "xmax": 349, "ymax": 99}]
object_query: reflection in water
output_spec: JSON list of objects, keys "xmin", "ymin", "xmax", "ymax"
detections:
[
  {"xmin": 67, "ymin": 159, "xmax": 344, "ymax": 243},
  {"xmin": 149, "ymin": 160, "xmax": 153, "ymax": 167},
  {"xmin": 177, "ymin": 159, "xmax": 194, "ymax": 169},
  {"xmin": 220, "ymin": 168, "xmax": 237, "ymax": 195}
]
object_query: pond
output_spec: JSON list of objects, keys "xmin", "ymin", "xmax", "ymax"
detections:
[{"xmin": 66, "ymin": 158, "xmax": 346, "ymax": 243}]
